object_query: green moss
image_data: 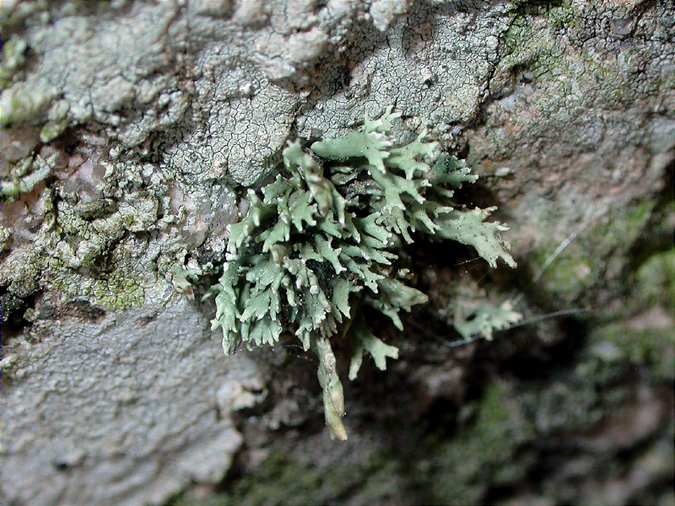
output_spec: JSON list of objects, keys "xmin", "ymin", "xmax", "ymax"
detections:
[
  {"xmin": 546, "ymin": 2, "xmax": 578, "ymax": 31},
  {"xmin": 635, "ymin": 249, "xmax": 675, "ymax": 315},
  {"xmin": 226, "ymin": 454, "xmax": 322, "ymax": 506},
  {"xmin": 534, "ymin": 248, "xmax": 595, "ymax": 299},
  {"xmin": 171, "ymin": 451, "xmax": 403, "ymax": 506},
  {"xmin": 420, "ymin": 383, "xmax": 530, "ymax": 504},
  {"xmin": 590, "ymin": 324, "xmax": 674, "ymax": 382},
  {"xmin": 534, "ymin": 201, "xmax": 655, "ymax": 303},
  {"xmin": 511, "ymin": 0, "xmax": 566, "ymax": 16}
]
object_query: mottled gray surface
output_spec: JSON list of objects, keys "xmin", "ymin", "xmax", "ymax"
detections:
[
  {"xmin": 0, "ymin": 295, "xmax": 255, "ymax": 506},
  {"xmin": 0, "ymin": 0, "xmax": 673, "ymax": 505}
]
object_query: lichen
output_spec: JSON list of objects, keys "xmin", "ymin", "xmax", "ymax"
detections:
[
  {"xmin": 0, "ymin": 82, "xmax": 55, "ymax": 127},
  {"xmin": 208, "ymin": 109, "xmax": 515, "ymax": 439},
  {"xmin": 0, "ymin": 36, "xmax": 27, "ymax": 89},
  {"xmin": 453, "ymin": 300, "xmax": 522, "ymax": 341},
  {"xmin": 0, "ymin": 225, "xmax": 10, "ymax": 251},
  {"xmin": 39, "ymin": 118, "xmax": 68, "ymax": 143},
  {"xmin": 49, "ymin": 265, "xmax": 145, "ymax": 312},
  {"xmin": 0, "ymin": 155, "xmax": 50, "ymax": 201},
  {"xmin": 546, "ymin": 2, "xmax": 578, "ymax": 31}
]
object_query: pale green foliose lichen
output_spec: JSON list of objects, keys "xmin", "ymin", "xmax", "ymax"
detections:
[
  {"xmin": 209, "ymin": 109, "xmax": 515, "ymax": 439},
  {"xmin": 454, "ymin": 300, "xmax": 522, "ymax": 341},
  {"xmin": 0, "ymin": 36, "xmax": 27, "ymax": 89}
]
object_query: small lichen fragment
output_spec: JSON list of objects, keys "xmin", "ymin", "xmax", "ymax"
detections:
[
  {"xmin": 0, "ymin": 82, "xmax": 54, "ymax": 127},
  {"xmin": 0, "ymin": 157, "xmax": 50, "ymax": 201},
  {"xmin": 0, "ymin": 37, "xmax": 27, "ymax": 88},
  {"xmin": 454, "ymin": 300, "xmax": 522, "ymax": 341},
  {"xmin": 0, "ymin": 225, "xmax": 10, "ymax": 251}
]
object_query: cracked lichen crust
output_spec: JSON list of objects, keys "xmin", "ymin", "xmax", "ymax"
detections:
[
  {"xmin": 210, "ymin": 110, "xmax": 514, "ymax": 439},
  {"xmin": 0, "ymin": 1, "xmax": 418, "ymax": 189},
  {"xmin": 297, "ymin": 1, "xmax": 511, "ymax": 142}
]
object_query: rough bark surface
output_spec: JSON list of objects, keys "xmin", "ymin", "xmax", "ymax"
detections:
[{"xmin": 0, "ymin": 1, "xmax": 672, "ymax": 506}]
